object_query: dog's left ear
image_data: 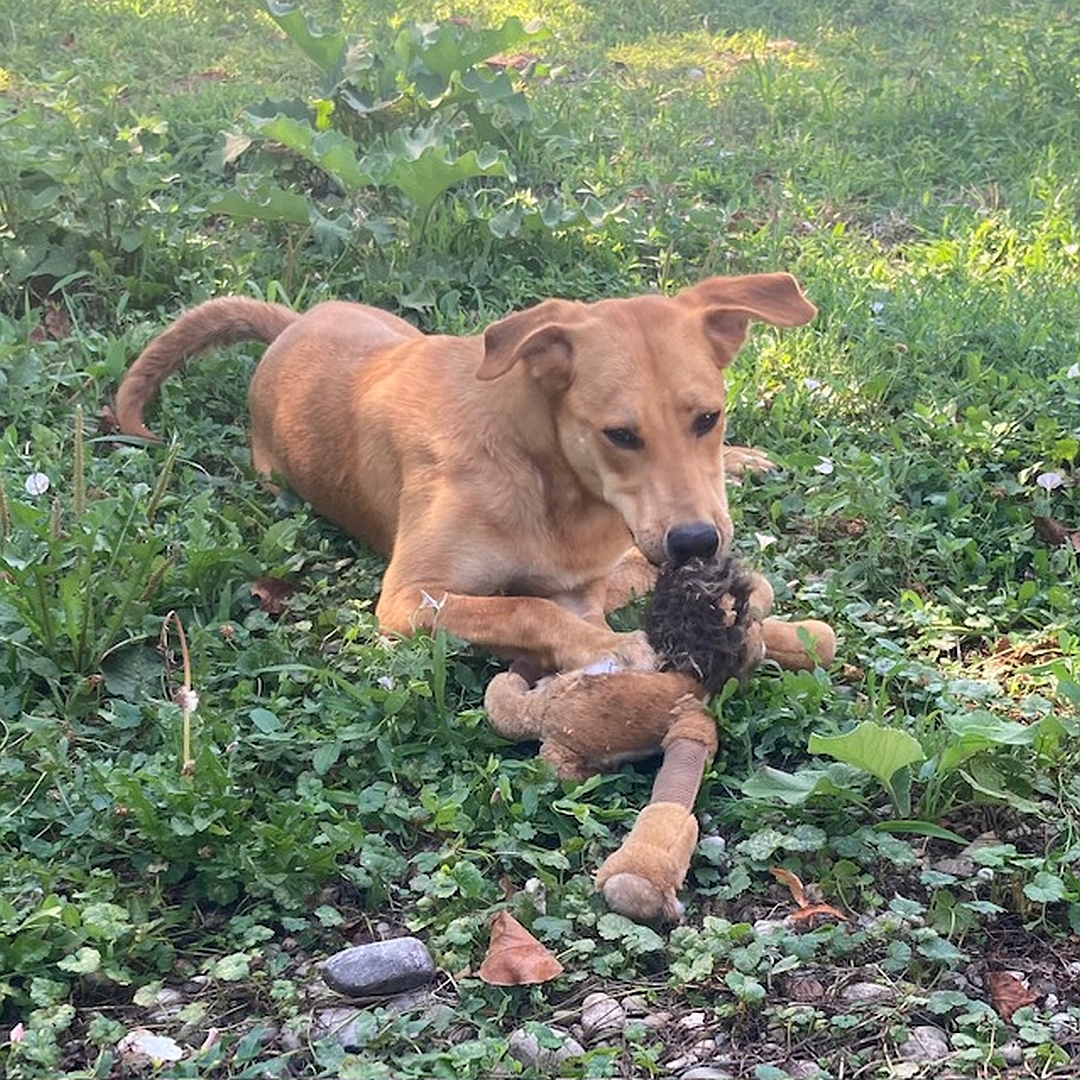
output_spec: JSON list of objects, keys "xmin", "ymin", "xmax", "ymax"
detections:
[
  {"xmin": 477, "ymin": 299, "xmax": 582, "ymax": 391},
  {"xmin": 683, "ymin": 272, "xmax": 817, "ymax": 367}
]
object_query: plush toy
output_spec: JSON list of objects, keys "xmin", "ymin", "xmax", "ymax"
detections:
[{"xmin": 484, "ymin": 555, "xmax": 835, "ymax": 922}]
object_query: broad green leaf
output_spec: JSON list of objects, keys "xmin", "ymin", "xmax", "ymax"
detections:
[
  {"xmin": 396, "ymin": 18, "xmax": 550, "ymax": 82},
  {"xmin": 207, "ymin": 185, "xmax": 312, "ymax": 225},
  {"xmin": 312, "ymin": 741, "xmax": 341, "ymax": 775},
  {"xmin": 100, "ymin": 643, "xmax": 164, "ymax": 702},
  {"xmin": 81, "ymin": 902, "xmax": 131, "ymax": 942},
  {"xmin": 1023, "ymin": 871, "xmax": 1069, "ymax": 904},
  {"xmin": 212, "ymin": 952, "xmax": 252, "ymax": 981},
  {"xmin": 57, "ymin": 946, "xmax": 101, "ymax": 974},
  {"xmin": 741, "ymin": 763, "xmax": 863, "ymax": 807},
  {"xmin": 384, "ymin": 139, "xmax": 510, "ymax": 217},
  {"xmin": 265, "ymin": 1, "xmax": 347, "ymax": 79},
  {"xmin": 596, "ymin": 913, "xmax": 664, "ymax": 953},
  {"xmin": 808, "ymin": 722, "xmax": 925, "ymax": 786},
  {"xmin": 725, "ymin": 969, "xmax": 766, "ymax": 1004},
  {"xmin": 248, "ymin": 114, "xmax": 373, "ymax": 191}
]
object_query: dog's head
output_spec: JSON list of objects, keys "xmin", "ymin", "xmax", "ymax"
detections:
[{"xmin": 477, "ymin": 273, "xmax": 816, "ymax": 566}]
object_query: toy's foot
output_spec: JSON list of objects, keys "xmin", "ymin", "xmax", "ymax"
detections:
[
  {"xmin": 594, "ymin": 802, "xmax": 699, "ymax": 923},
  {"xmin": 599, "ymin": 872, "xmax": 684, "ymax": 923},
  {"xmin": 724, "ymin": 444, "xmax": 775, "ymax": 476}
]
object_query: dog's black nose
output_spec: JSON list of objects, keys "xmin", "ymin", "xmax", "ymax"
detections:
[{"xmin": 665, "ymin": 521, "xmax": 720, "ymax": 563}]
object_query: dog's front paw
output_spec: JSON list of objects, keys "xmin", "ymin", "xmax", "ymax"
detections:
[{"xmin": 607, "ymin": 629, "xmax": 658, "ymax": 673}]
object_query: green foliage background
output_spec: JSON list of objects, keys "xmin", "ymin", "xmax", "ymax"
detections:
[{"xmin": 1, "ymin": 0, "xmax": 1080, "ymax": 1076}]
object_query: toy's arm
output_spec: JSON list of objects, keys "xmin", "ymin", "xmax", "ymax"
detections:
[{"xmin": 595, "ymin": 601, "xmax": 836, "ymax": 923}]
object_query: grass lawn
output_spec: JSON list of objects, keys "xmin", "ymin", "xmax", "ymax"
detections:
[{"xmin": 2, "ymin": 0, "xmax": 1080, "ymax": 1076}]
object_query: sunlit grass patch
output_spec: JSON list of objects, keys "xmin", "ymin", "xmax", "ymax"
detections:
[{"xmin": 606, "ymin": 29, "xmax": 811, "ymax": 94}]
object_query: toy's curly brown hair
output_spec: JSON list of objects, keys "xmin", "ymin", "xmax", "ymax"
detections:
[{"xmin": 644, "ymin": 555, "xmax": 759, "ymax": 695}]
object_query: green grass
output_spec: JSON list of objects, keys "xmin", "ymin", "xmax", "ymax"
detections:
[{"xmin": 2, "ymin": 1, "xmax": 1080, "ymax": 1077}]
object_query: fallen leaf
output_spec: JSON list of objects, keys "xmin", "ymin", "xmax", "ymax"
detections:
[
  {"xmin": 987, "ymin": 970, "xmax": 1037, "ymax": 1021},
  {"xmin": 788, "ymin": 902, "xmax": 848, "ymax": 924},
  {"xmin": 771, "ymin": 867, "xmax": 847, "ymax": 923},
  {"xmin": 250, "ymin": 577, "xmax": 297, "ymax": 615},
  {"xmin": 478, "ymin": 911, "xmax": 563, "ymax": 986},
  {"xmin": 1033, "ymin": 515, "xmax": 1080, "ymax": 551},
  {"xmin": 770, "ymin": 866, "xmax": 808, "ymax": 907}
]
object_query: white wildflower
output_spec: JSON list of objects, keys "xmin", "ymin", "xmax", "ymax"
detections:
[{"xmin": 24, "ymin": 472, "xmax": 50, "ymax": 496}]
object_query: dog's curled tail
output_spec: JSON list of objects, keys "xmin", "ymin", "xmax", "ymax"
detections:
[{"xmin": 115, "ymin": 297, "xmax": 299, "ymax": 439}]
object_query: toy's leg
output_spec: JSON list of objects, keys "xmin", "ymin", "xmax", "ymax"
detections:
[{"xmin": 594, "ymin": 705, "xmax": 717, "ymax": 922}]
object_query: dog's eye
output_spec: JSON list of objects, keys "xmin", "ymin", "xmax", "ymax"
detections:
[
  {"xmin": 603, "ymin": 427, "xmax": 643, "ymax": 450},
  {"xmin": 693, "ymin": 411, "xmax": 720, "ymax": 437}
]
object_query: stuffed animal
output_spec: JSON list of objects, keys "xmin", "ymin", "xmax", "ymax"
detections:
[{"xmin": 484, "ymin": 556, "xmax": 835, "ymax": 922}]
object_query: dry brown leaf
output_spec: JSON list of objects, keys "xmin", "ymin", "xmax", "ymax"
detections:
[
  {"xmin": 788, "ymin": 902, "xmax": 848, "ymax": 924},
  {"xmin": 250, "ymin": 577, "xmax": 297, "ymax": 615},
  {"xmin": 1033, "ymin": 516, "xmax": 1080, "ymax": 551},
  {"xmin": 771, "ymin": 867, "xmax": 847, "ymax": 923},
  {"xmin": 987, "ymin": 970, "xmax": 1037, "ymax": 1021},
  {"xmin": 478, "ymin": 911, "xmax": 563, "ymax": 986},
  {"xmin": 770, "ymin": 866, "xmax": 808, "ymax": 908}
]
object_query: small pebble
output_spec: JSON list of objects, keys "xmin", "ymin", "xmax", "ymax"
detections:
[
  {"xmin": 840, "ymin": 981, "xmax": 894, "ymax": 1004},
  {"xmin": 678, "ymin": 1010, "xmax": 707, "ymax": 1031},
  {"xmin": 508, "ymin": 1025, "xmax": 585, "ymax": 1070},
  {"xmin": 580, "ymin": 992, "xmax": 626, "ymax": 1040},
  {"xmin": 1000, "ymin": 1041, "xmax": 1024, "ymax": 1066},
  {"xmin": 312, "ymin": 1007, "xmax": 367, "ymax": 1049},
  {"xmin": 898, "ymin": 1024, "xmax": 949, "ymax": 1062}
]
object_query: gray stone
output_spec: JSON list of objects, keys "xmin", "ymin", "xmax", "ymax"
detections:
[
  {"xmin": 321, "ymin": 937, "xmax": 435, "ymax": 998},
  {"xmin": 508, "ymin": 1025, "xmax": 585, "ymax": 1072},
  {"xmin": 680, "ymin": 1068, "xmax": 733, "ymax": 1080},
  {"xmin": 1049, "ymin": 1012, "xmax": 1078, "ymax": 1042},
  {"xmin": 1000, "ymin": 1041, "xmax": 1024, "ymax": 1066},
  {"xmin": 580, "ymin": 992, "xmax": 626, "ymax": 1040},
  {"xmin": 312, "ymin": 1006, "xmax": 369, "ymax": 1049},
  {"xmin": 898, "ymin": 1024, "xmax": 949, "ymax": 1062},
  {"xmin": 788, "ymin": 1061, "xmax": 829, "ymax": 1080},
  {"xmin": 840, "ymin": 981, "xmax": 894, "ymax": 1005}
]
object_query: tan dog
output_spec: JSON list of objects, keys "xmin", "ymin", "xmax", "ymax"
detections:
[{"xmin": 115, "ymin": 274, "xmax": 816, "ymax": 673}]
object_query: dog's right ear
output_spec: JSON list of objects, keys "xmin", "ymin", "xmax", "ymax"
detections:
[{"xmin": 477, "ymin": 300, "xmax": 578, "ymax": 392}]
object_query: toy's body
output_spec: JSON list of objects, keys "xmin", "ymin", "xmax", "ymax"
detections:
[{"xmin": 484, "ymin": 555, "xmax": 835, "ymax": 921}]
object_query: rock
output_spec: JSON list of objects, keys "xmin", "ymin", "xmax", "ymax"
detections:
[
  {"xmin": 752, "ymin": 918, "xmax": 787, "ymax": 936},
  {"xmin": 117, "ymin": 1028, "xmax": 184, "ymax": 1067},
  {"xmin": 1000, "ymin": 1041, "xmax": 1024, "ymax": 1066},
  {"xmin": 1049, "ymin": 1012, "xmax": 1078, "ymax": 1042},
  {"xmin": 312, "ymin": 1007, "xmax": 368, "ymax": 1049},
  {"xmin": 678, "ymin": 1010, "xmax": 707, "ymax": 1031},
  {"xmin": 680, "ymin": 1068, "xmax": 733, "ymax": 1080},
  {"xmin": 322, "ymin": 937, "xmax": 435, "ymax": 998},
  {"xmin": 898, "ymin": 1025, "xmax": 949, "ymax": 1062},
  {"xmin": 788, "ymin": 1061, "xmax": 829, "ymax": 1079},
  {"xmin": 643, "ymin": 1010, "xmax": 673, "ymax": 1029},
  {"xmin": 840, "ymin": 981, "xmax": 894, "ymax": 1004},
  {"xmin": 147, "ymin": 987, "xmax": 185, "ymax": 1022},
  {"xmin": 507, "ymin": 1025, "xmax": 585, "ymax": 1071},
  {"xmin": 580, "ymin": 992, "xmax": 626, "ymax": 1041}
]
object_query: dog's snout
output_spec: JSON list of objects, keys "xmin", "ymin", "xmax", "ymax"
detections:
[{"xmin": 665, "ymin": 521, "xmax": 720, "ymax": 563}]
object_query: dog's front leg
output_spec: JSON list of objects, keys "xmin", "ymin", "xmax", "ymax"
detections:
[{"xmin": 376, "ymin": 588, "xmax": 657, "ymax": 675}]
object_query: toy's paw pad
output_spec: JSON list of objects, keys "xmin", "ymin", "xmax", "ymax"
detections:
[
  {"xmin": 724, "ymin": 444, "xmax": 775, "ymax": 476},
  {"xmin": 600, "ymin": 872, "xmax": 683, "ymax": 923},
  {"xmin": 609, "ymin": 629, "xmax": 658, "ymax": 673}
]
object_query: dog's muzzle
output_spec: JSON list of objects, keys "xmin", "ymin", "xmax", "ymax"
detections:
[{"xmin": 664, "ymin": 521, "xmax": 720, "ymax": 563}]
